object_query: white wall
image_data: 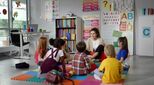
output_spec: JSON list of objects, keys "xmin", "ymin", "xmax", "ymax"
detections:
[
  {"xmin": 59, "ymin": 0, "xmax": 82, "ymax": 17},
  {"xmin": 30, "ymin": 0, "xmax": 55, "ymax": 38},
  {"xmin": 135, "ymin": 0, "xmax": 154, "ymax": 56}
]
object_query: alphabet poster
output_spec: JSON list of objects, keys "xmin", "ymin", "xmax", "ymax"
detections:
[
  {"xmin": 102, "ymin": 11, "xmax": 120, "ymax": 25},
  {"xmin": 119, "ymin": 12, "xmax": 134, "ymax": 31}
]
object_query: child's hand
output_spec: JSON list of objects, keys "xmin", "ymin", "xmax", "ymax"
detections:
[
  {"xmin": 87, "ymin": 55, "xmax": 93, "ymax": 59},
  {"xmin": 89, "ymin": 59, "xmax": 94, "ymax": 64}
]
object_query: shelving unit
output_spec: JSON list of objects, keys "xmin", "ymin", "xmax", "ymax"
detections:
[{"xmin": 55, "ymin": 17, "xmax": 83, "ymax": 53}]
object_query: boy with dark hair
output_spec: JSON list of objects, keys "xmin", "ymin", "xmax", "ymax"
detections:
[
  {"xmin": 71, "ymin": 41, "xmax": 91, "ymax": 75},
  {"xmin": 48, "ymin": 38, "xmax": 55, "ymax": 49}
]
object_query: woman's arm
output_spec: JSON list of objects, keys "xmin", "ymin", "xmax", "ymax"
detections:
[{"xmin": 91, "ymin": 52, "xmax": 99, "ymax": 59}]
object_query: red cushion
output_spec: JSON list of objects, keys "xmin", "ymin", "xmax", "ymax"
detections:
[{"xmin": 89, "ymin": 63, "xmax": 97, "ymax": 73}]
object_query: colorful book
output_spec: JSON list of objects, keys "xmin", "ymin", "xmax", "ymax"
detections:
[
  {"xmin": 66, "ymin": 32, "xmax": 71, "ymax": 40},
  {"xmin": 71, "ymin": 33, "xmax": 76, "ymax": 40}
]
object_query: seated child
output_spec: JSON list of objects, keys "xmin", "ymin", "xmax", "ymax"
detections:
[
  {"xmin": 62, "ymin": 43, "xmax": 71, "ymax": 64},
  {"xmin": 48, "ymin": 38, "xmax": 54, "ymax": 50},
  {"xmin": 34, "ymin": 36, "xmax": 48, "ymax": 66},
  {"xmin": 98, "ymin": 44, "xmax": 122, "ymax": 84},
  {"xmin": 117, "ymin": 37, "xmax": 129, "ymax": 63},
  {"xmin": 71, "ymin": 41, "xmax": 91, "ymax": 75},
  {"xmin": 117, "ymin": 37, "xmax": 130, "ymax": 71},
  {"xmin": 34, "ymin": 36, "xmax": 48, "ymax": 78}
]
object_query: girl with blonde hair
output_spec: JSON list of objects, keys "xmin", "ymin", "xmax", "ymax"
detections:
[
  {"xmin": 98, "ymin": 44, "xmax": 122, "ymax": 84},
  {"xmin": 34, "ymin": 36, "xmax": 48, "ymax": 65}
]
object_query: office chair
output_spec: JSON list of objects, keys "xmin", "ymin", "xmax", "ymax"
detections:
[{"xmin": 10, "ymin": 29, "xmax": 30, "ymax": 59}]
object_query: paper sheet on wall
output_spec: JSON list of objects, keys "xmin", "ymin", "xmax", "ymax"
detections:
[
  {"xmin": 112, "ymin": 30, "xmax": 122, "ymax": 37},
  {"xmin": 101, "ymin": 25, "xmax": 118, "ymax": 44}
]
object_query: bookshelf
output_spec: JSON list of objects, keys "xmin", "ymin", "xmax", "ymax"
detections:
[{"xmin": 55, "ymin": 17, "xmax": 83, "ymax": 53}]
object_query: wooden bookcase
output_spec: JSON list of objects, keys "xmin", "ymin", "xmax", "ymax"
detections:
[{"xmin": 55, "ymin": 17, "xmax": 83, "ymax": 53}]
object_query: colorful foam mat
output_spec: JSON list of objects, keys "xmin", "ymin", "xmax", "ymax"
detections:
[{"xmin": 11, "ymin": 64, "xmax": 128, "ymax": 84}]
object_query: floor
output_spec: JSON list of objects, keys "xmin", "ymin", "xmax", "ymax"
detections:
[{"xmin": 0, "ymin": 53, "xmax": 154, "ymax": 85}]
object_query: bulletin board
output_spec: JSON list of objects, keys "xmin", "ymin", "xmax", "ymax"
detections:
[{"xmin": 100, "ymin": 0, "xmax": 134, "ymax": 55}]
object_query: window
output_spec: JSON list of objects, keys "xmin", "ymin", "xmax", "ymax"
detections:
[
  {"xmin": 12, "ymin": 0, "xmax": 27, "ymax": 28},
  {"xmin": 0, "ymin": 30, "xmax": 9, "ymax": 46},
  {"xmin": 0, "ymin": 0, "xmax": 30, "ymax": 47},
  {"xmin": 0, "ymin": 0, "xmax": 8, "ymax": 28}
]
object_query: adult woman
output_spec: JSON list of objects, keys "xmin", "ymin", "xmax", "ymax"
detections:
[{"xmin": 86, "ymin": 28, "xmax": 105, "ymax": 59}]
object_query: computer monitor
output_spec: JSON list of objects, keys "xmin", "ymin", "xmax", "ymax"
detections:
[{"xmin": 30, "ymin": 24, "xmax": 38, "ymax": 32}]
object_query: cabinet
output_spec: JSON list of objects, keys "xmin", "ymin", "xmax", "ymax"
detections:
[{"xmin": 55, "ymin": 17, "xmax": 83, "ymax": 53}]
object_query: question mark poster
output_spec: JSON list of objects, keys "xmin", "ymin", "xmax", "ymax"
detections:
[
  {"xmin": 102, "ymin": 0, "xmax": 114, "ymax": 11},
  {"xmin": 82, "ymin": 0, "xmax": 99, "ymax": 12}
]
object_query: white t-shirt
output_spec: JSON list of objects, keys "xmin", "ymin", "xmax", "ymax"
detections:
[
  {"xmin": 46, "ymin": 47, "xmax": 64, "ymax": 62},
  {"xmin": 92, "ymin": 39, "xmax": 100, "ymax": 51}
]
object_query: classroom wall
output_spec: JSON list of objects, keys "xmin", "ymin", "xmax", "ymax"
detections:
[
  {"xmin": 135, "ymin": 0, "xmax": 154, "ymax": 56},
  {"xmin": 31, "ymin": 0, "xmax": 154, "ymax": 56},
  {"xmin": 30, "ymin": 0, "xmax": 55, "ymax": 38}
]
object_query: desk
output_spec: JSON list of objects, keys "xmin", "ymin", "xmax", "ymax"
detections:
[{"xmin": 11, "ymin": 32, "xmax": 50, "ymax": 59}]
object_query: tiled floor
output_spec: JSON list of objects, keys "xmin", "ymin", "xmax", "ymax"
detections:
[{"xmin": 0, "ymin": 53, "xmax": 154, "ymax": 85}]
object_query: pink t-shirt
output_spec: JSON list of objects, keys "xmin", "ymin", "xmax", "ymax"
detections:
[{"xmin": 34, "ymin": 49, "xmax": 39, "ymax": 64}]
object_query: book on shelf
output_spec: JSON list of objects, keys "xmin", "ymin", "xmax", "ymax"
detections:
[
  {"xmin": 66, "ymin": 32, "xmax": 71, "ymax": 40},
  {"xmin": 71, "ymin": 19, "xmax": 75, "ymax": 27},
  {"xmin": 56, "ymin": 17, "xmax": 82, "ymax": 53},
  {"xmin": 71, "ymin": 33, "xmax": 76, "ymax": 40},
  {"xmin": 66, "ymin": 19, "xmax": 71, "ymax": 27},
  {"xmin": 63, "ymin": 19, "xmax": 67, "ymax": 28}
]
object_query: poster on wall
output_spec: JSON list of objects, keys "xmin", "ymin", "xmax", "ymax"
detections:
[
  {"xmin": 40, "ymin": 0, "xmax": 59, "ymax": 21},
  {"xmin": 113, "ymin": 0, "xmax": 134, "ymax": 11},
  {"xmin": 142, "ymin": 27, "xmax": 151, "ymax": 38},
  {"xmin": 41, "ymin": 0, "xmax": 52, "ymax": 21},
  {"xmin": 52, "ymin": 0, "xmax": 60, "ymax": 20},
  {"xmin": 102, "ymin": 0, "xmax": 114, "ymax": 11},
  {"xmin": 82, "ymin": 14, "xmax": 100, "ymax": 40},
  {"xmin": 101, "ymin": 0, "xmax": 134, "ymax": 11},
  {"xmin": 119, "ymin": 12, "xmax": 134, "ymax": 31},
  {"xmin": 82, "ymin": 0, "xmax": 99, "ymax": 12},
  {"xmin": 102, "ymin": 11, "xmax": 120, "ymax": 25},
  {"xmin": 45, "ymin": 0, "xmax": 52, "ymax": 21}
]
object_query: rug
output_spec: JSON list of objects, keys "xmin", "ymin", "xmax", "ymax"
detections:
[
  {"xmin": 11, "ymin": 63, "xmax": 128, "ymax": 84},
  {"xmin": 11, "ymin": 68, "xmax": 90, "ymax": 84}
]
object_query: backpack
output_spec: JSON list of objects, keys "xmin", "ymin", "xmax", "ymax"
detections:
[
  {"xmin": 15, "ymin": 62, "xmax": 29, "ymax": 69},
  {"xmin": 40, "ymin": 48, "xmax": 59, "ymax": 74},
  {"xmin": 42, "ymin": 48, "xmax": 74, "ymax": 85},
  {"xmin": 46, "ymin": 68, "xmax": 75, "ymax": 85},
  {"xmin": 46, "ymin": 70, "xmax": 62, "ymax": 84}
]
